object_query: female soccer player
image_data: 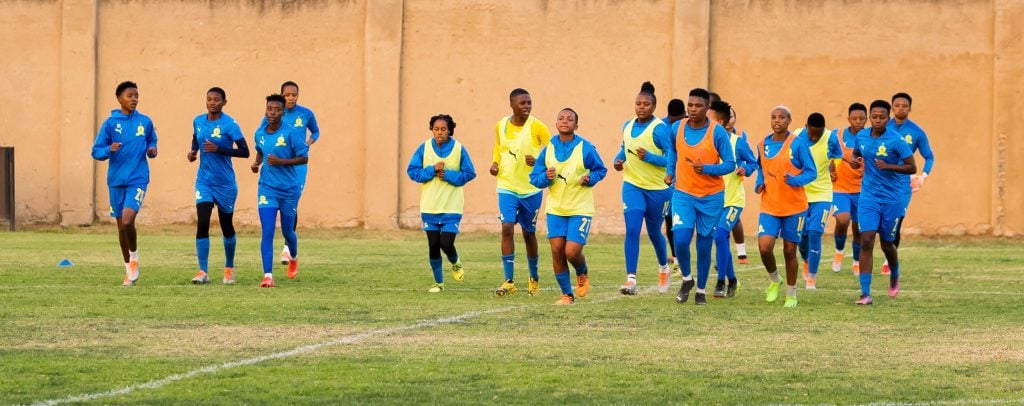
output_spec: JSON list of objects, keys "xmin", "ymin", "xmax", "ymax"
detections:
[
  {"xmin": 612, "ymin": 82, "xmax": 673, "ymax": 295},
  {"xmin": 90, "ymin": 81, "xmax": 158, "ymax": 286},
  {"xmin": 187, "ymin": 87, "xmax": 249, "ymax": 285},
  {"xmin": 725, "ymin": 107, "xmax": 752, "ymax": 266},
  {"xmin": 754, "ymin": 106, "xmax": 815, "ymax": 307},
  {"xmin": 795, "ymin": 113, "xmax": 842, "ymax": 289},
  {"xmin": 832, "ymin": 103, "xmax": 867, "ymax": 275},
  {"xmin": 406, "ymin": 114, "xmax": 476, "ymax": 292},
  {"xmin": 530, "ymin": 108, "xmax": 607, "ymax": 305},
  {"xmin": 709, "ymin": 101, "xmax": 757, "ymax": 298},
  {"xmin": 251, "ymin": 94, "xmax": 308, "ymax": 288},
  {"xmin": 275, "ymin": 81, "xmax": 321, "ymax": 265}
]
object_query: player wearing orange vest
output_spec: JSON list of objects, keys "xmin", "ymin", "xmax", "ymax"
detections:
[
  {"xmin": 665, "ymin": 88, "xmax": 736, "ymax": 306},
  {"xmin": 832, "ymin": 103, "xmax": 867, "ymax": 275},
  {"xmin": 755, "ymin": 106, "xmax": 816, "ymax": 308}
]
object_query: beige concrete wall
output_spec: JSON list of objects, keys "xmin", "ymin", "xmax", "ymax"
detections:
[{"xmin": 3, "ymin": 0, "xmax": 1021, "ymax": 235}]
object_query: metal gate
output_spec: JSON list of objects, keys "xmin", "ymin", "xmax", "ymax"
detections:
[{"xmin": 0, "ymin": 147, "xmax": 13, "ymax": 231}]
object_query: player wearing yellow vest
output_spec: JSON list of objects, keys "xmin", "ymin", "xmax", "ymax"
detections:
[
  {"xmin": 529, "ymin": 108, "xmax": 607, "ymax": 305},
  {"xmin": 794, "ymin": 113, "xmax": 843, "ymax": 290},
  {"xmin": 612, "ymin": 82, "xmax": 673, "ymax": 295},
  {"xmin": 406, "ymin": 114, "xmax": 477, "ymax": 293},
  {"xmin": 725, "ymin": 107, "xmax": 752, "ymax": 265},
  {"xmin": 708, "ymin": 101, "xmax": 758, "ymax": 298},
  {"xmin": 661, "ymin": 98, "xmax": 687, "ymax": 274},
  {"xmin": 490, "ymin": 88, "xmax": 551, "ymax": 297},
  {"xmin": 832, "ymin": 103, "xmax": 867, "ymax": 276}
]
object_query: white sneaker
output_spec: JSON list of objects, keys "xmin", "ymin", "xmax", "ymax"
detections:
[
  {"xmin": 658, "ymin": 270, "xmax": 671, "ymax": 293},
  {"xmin": 620, "ymin": 278, "xmax": 638, "ymax": 295},
  {"xmin": 191, "ymin": 271, "xmax": 209, "ymax": 284},
  {"xmin": 280, "ymin": 246, "xmax": 290, "ymax": 265}
]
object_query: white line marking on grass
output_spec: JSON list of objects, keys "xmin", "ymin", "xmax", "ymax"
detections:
[
  {"xmin": 856, "ymin": 398, "xmax": 1024, "ymax": 406},
  {"xmin": 29, "ymin": 285, "xmax": 639, "ymax": 405}
]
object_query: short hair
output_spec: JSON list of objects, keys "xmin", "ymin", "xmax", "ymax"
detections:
[
  {"xmin": 207, "ymin": 87, "xmax": 226, "ymax": 100},
  {"xmin": 115, "ymin": 81, "xmax": 137, "ymax": 97},
  {"xmin": 708, "ymin": 92, "xmax": 721, "ymax": 104},
  {"xmin": 891, "ymin": 92, "xmax": 912, "ymax": 107},
  {"xmin": 710, "ymin": 101, "xmax": 732, "ymax": 122},
  {"xmin": 560, "ymin": 107, "xmax": 579, "ymax": 125},
  {"xmin": 266, "ymin": 94, "xmax": 287, "ymax": 106},
  {"xmin": 638, "ymin": 81, "xmax": 657, "ymax": 105},
  {"xmin": 509, "ymin": 88, "xmax": 530, "ymax": 100},
  {"xmin": 807, "ymin": 112, "xmax": 826, "ymax": 128},
  {"xmin": 849, "ymin": 102, "xmax": 867, "ymax": 114},
  {"xmin": 771, "ymin": 105, "xmax": 792, "ymax": 119},
  {"xmin": 429, "ymin": 114, "xmax": 456, "ymax": 136},
  {"xmin": 280, "ymin": 81, "xmax": 299, "ymax": 93},
  {"xmin": 870, "ymin": 99, "xmax": 891, "ymax": 114},
  {"xmin": 688, "ymin": 88, "xmax": 710, "ymax": 101},
  {"xmin": 667, "ymin": 99, "xmax": 685, "ymax": 116}
]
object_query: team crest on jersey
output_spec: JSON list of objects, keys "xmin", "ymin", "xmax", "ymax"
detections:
[
  {"xmin": 904, "ymin": 134, "xmax": 912, "ymax": 144},
  {"xmin": 259, "ymin": 195, "xmax": 268, "ymax": 205},
  {"xmin": 211, "ymin": 127, "xmax": 222, "ymax": 138},
  {"xmin": 294, "ymin": 117, "xmax": 303, "ymax": 127},
  {"xmin": 876, "ymin": 145, "xmax": 888, "ymax": 157},
  {"xmin": 275, "ymin": 135, "xmax": 287, "ymax": 147},
  {"xmin": 136, "ymin": 124, "xmax": 145, "ymax": 136}
]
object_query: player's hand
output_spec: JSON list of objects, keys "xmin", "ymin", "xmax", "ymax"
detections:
[
  {"xmin": 579, "ymin": 174, "xmax": 591, "ymax": 186},
  {"xmin": 187, "ymin": 150, "xmax": 198, "ymax": 162},
  {"xmin": 434, "ymin": 161, "xmax": 445, "ymax": 172},
  {"xmin": 306, "ymin": 136, "xmax": 316, "ymax": 146},
  {"xmin": 736, "ymin": 166, "xmax": 747, "ymax": 176},
  {"xmin": 873, "ymin": 159, "xmax": 888, "ymax": 170},
  {"xmin": 110, "ymin": 142, "xmax": 121, "ymax": 153},
  {"xmin": 849, "ymin": 157, "xmax": 863, "ymax": 169},
  {"xmin": 146, "ymin": 147, "xmax": 158, "ymax": 158},
  {"xmin": 267, "ymin": 154, "xmax": 282, "ymax": 166},
  {"xmin": 202, "ymin": 140, "xmax": 217, "ymax": 153},
  {"xmin": 436, "ymin": 169, "xmax": 446, "ymax": 180},
  {"xmin": 687, "ymin": 157, "xmax": 704, "ymax": 174},
  {"xmin": 613, "ymin": 159, "xmax": 624, "ymax": 171},
  {"xmin": 636, "ymin": 147, "xmax": 647, "ymax": 161},
  {"xmin": 489, "ymin": 162, "xmax": 499, "ymax": 176},
  {"xmin": 829, "ymin": 161, "xmax": 838, "ymax": 182},
  {"xmin": 250, "ymin": 161, "xmax": 260, "ymax": 173},
  {"xmin": 755, "ymin": 184, "xmax": 765, "ymax": 194},
  {"xmin": 546, "ymin": 167, "xmax": 556, "ymax": 180},
  {"xmin": 911, "ymin": 173, "xmax": 927, "ymax": 192},
  {"xmin": 525, "ymin": 154, "xmax": 536, "ymax": 167},
  {"xmin": 664, "ymin": 174, "xmax": 674, "ymax": 185}
]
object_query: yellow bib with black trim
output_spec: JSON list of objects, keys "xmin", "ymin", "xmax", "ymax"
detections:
[
  {"xmin": 803, "ymin": 129, "xmax": 834, "ymax": 202},
  {"xmin": 496, "ymin": 116, "xmax": 542, "ymax": 195},
  {"xmin": 420, "ymin": 139, "xmax": 464, "ymax": 214},
  {"xmin": 623, "ymin": 118, "xmax": 669, "ymax": 190},
  {"xmin": 545, "ymin": 142, "xmax": 594, "ymax": 216},
  {"xmin": 723, "ymin": 133, "xmax": 746, "ymax": 208}
]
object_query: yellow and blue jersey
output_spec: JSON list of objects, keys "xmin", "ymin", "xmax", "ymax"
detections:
[
  {"xmin": 855, "ymin": 128, "xmax": 914, "ymax": 204},
  {"xmin": 406, "ymin": 138, "xmax": 477, "ymax": 215},
  {"xmin": 493, "ymin": 116, "xmax": 550, "ymax": 196},
  {"xmin": 724, "ymin": 131, "xmax": 758, "ymax": 208},
  {"xmin": 529, "ymin": 135, "xmax": 607, "ymax": 216},
  {"xmin": 614, "ymin": 117, "xmax": 672, "ymax": 190},
  {"xmin": 91, "ymin": 109, "xmax": 158, "ymax": 187},
  {"xmin": 795, "ymin": 128, "xmax": 843, "ymax": 203},
  {"xmin": 254, "ymin": 124, "xmax": 308, "ymax": 199},
  {"xmin": 193, "ymin": 113, "xmax": 244, "ymax": 188}
]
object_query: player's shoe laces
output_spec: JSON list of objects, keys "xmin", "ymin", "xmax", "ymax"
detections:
[
  {"xmin": 676, "ymin": 279, "xmax": 695, "ymax": 303},
  {"xmin": 554, "ymin": 294, "xmax": 575, "ymax": 305},
  {"xmin": 280, "ymin": 246, "xmax": 290, "ymax": 265},
  {"xmin": 451, "ymin": 261, "xmax": 464, "ymax": 282},
  {"xmin": 713, "ymin": 280, "xmax": 726, "ymax": 298},
  {"xmin": 832, "ymin": 252, "xmax": 844, "ymax": 273},
  {"xmin": 286, "ymin": 259, "xmax": 298, "ymax": 279},
  {"xmin": 260, "ymin": 276, "xmax": 275, "ymax": 288},
  {"xmin": 223, "ymin": 267, "xmax": 235, "ymax": 285},
  {"xmin": 495, "ymin": 280, "xmax": 517, "ymax": 297},
  {"xmin": 620, "ymin": 278, "xmax": 638, "ymax": 295},
  {"xmin": 191, "ymin": 271, "xmax": 210, "ymax": 284},
  {"xmin": 783, "ymin": 295, "xmax": 798, "ymax": 308},
  {"xmin": 658, "ymin": 270, "xmax": 671, "ymax": 293},
  {"xmin": 855, "ymin": 294, "xmax": 873, "ymax": 305},
  {"xmin": 527, "ymin": 278, "xmax": 540, "ymax": 296},
  {"xmin": 574, "ymin": 274, "xmax": 590, "ymax": 298},
  {"xmin": 805, "ymin": 276, "xmax": 817, "ymax": 290},
  {"xmin": 428, "ymin": 283, "xmax": 444, "ymax": 293},
  {"xmin": 694, "ymin": 292, "xmax": 707, "ymax": 305},
  {"xmin": 881, "ymin": 262, "xmax": 891, "ymax": 275},
  {"xmin": 737, "ymin": 255, "xmax": 749, "ymax": 265},
  {"xmin": 888, "ymin": 279, "xmax": 901, "ymax": 298},
  {"xmin": 765, "ymin": 280, "xmax": 782, "ymax": 303},
  {"xmin": 726, "ymin": 279, "xmax": 739, "ymax": 298}
]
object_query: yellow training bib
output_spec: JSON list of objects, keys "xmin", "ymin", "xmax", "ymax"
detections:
[
  {"xmin": 723, "ymin": 132, "xmax": 746, "ymax": 208},
  {"xmin": 420, "ymin": 139, "xmax": 464, "ymax": 214},
  {"xmin": 496, "ymin": 116, "xmax": 543, "ymax": 195},
  {"xmin": 801, "ymin": 128, "xmax": 834, "ymax": 203},
  {"xmin": 545, "ymin": 142, "xmax": 594, "ymax": 216},
  {"xmin": 622, "ymin": 118, "xmax": 669, "ymax": 190}
]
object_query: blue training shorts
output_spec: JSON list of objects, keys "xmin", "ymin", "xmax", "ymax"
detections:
[
  {"xmin": 832, "ymin": 192, "xmax": 860, "ymax": 223},
  {"xmin": 858, "ymin": 198, "xmax": 902, "ymax": 242},
  {"xmin": 108, "ymin": 184, "xmax": 148, "ymax": 218},
  {"xmin": 498, "ymin": 192, "xmax": 542, "ymax": 233},
  {"xmin": 803, "ymin": 201, "xmax": 832, "ymax": 234},
  {"xmin": 622, "ymin": 182, "xmax": 671, "ymax": 215},
  {"xmin": 546, "ymin": 214, "xmax": 592, "ymax": 245},
  {"xmin": 422, "ymin": 213, "xmax": 462, "ymax": 234},
  {"xmin": 257, "ymin": 187, "xmax": 299, "ymax": 217},
  {"xmin": 195, "ymin": 181, "xmax": 239, "ymax": 213},
  {"xmin": 758, "ymin": 212, "xmax": 804, "ymax": 243},
  {"xmin": 670, "ymin": 190, "xmax": 724, "ymax": 237},
  {"xmin": 717, "ymin": 206, "xmax": 744, "ymax": 233}
]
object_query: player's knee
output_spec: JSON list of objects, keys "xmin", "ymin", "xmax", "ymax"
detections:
[{"xmin": 500, "ymin": 223, "xmax": 515, "ymax": 237}]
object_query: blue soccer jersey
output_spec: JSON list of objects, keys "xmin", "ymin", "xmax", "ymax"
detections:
[
  {"xmin": 855, "ymin": 128, "xmax": 913, "ymax": 204},
  {"xmin": 193, "ymin": 113, "xmax": 244, "ymax": 187},
  {"xmin": 91, "ymin": 109, "xmax": 158, "ymax": 187},
  {"xmin": 262, "ymin": 104, "xmax": 320, "ymax": 143},
  {"xmin": 255, "ymin": 124, "xmax": 309, "ymax": 199}
]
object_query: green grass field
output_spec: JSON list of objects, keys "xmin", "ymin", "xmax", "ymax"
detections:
[{"xmin": 2, "ymin": 226, "xmax": 1023, "ymax": 405}]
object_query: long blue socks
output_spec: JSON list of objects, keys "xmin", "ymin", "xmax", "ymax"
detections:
[
  {"xmin": 196, "ymin": 237, "xmax": 210, "ymax": 272},
  {"xmin": 429, "ymin": 258, "xmax": 443, "ymax": 283},
  {"xmin": 259, "ymin": 208, "xmax": 297, "ymax": 275},
  {"xmin": 624, "ymin": 210, "xmax": 644, "ymax": 275},
  {"xmin": 859, "ymin": 272, "xmax": 872, "ymax": 296},
  {"xmin": 528, "ymin": 257, "xmax": 539, "ymax": 280},
  {"xmin": 223, "ymin": 235, "xmax": 236, "ymax": 268},
  {"xmin": 555, "ymin": 271, "xmax": 572, "ymax": 295},
  {"xmin": 502, "ymin": 255, "xmax": 515, "ymax": 281},
  {"xmin": 713, "ymin": 227, "xmax": 734, "ymax": 281},
  {"xmin": 673, "ymin": 228, "xmax": 694, "ymax": 278},
  {"xmin": 695, "ymin": 234, "xmax": 713, "ymax": 289},
  {"xmin": 807, "ymin": 230, "xmax": 823, "ymax": 276},
  {"xmin": 835, "ymin": 235, "xmax": 847, "ymax": 252}
]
